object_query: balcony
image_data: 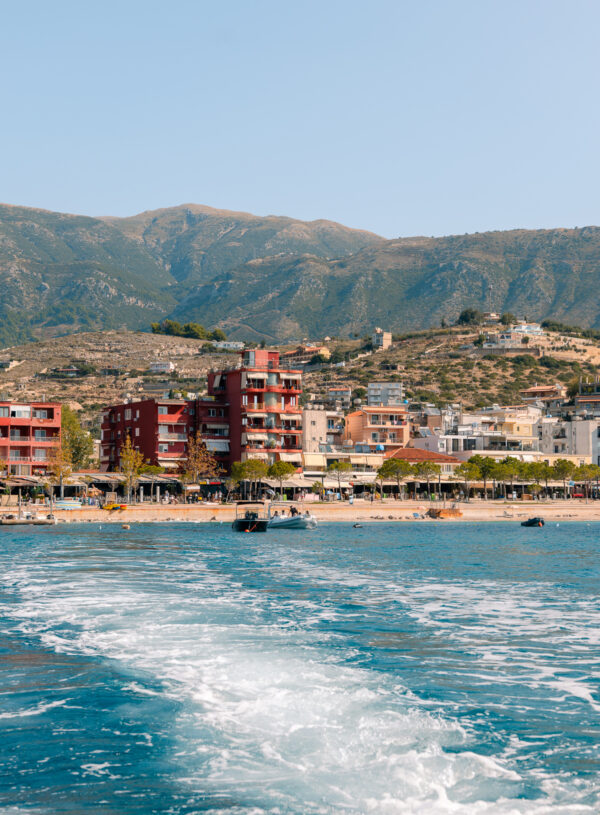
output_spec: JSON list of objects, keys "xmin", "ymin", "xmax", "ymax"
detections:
[{"xmin": 158, "ymin": 433, "xmax": 188, "ymax": 442}]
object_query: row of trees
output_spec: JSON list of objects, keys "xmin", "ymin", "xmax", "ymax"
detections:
[
  {"xmin": 150, "ymin": 320, "xmax": 227, "ymax": 341},
  {"xmin": 375, "ymin": 455, "xmax": 600, "ymax": 501}
]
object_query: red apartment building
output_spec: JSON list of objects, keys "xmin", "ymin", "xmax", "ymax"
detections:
[
  {"xmin": 100, "ymin": 350, "xmax": 303, "ymax": 473},
  {"xmin": 101, "ymin": 398, "xmax": 198, "ymax": 472},
  {"xmin": 207, "ymin": 349, "xmax": 302, "ymax": 469},
  {"xmin": 0, "ymin": 401, "xmax": 61, "ymax": 476}
]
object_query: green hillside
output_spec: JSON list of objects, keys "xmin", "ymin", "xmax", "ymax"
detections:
[{"xmin": 2, "ymin": 203, "xmax": 600, "ymax": 344}]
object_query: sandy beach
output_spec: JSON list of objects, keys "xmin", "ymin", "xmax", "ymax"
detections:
[{"xmin": 7, "ymin": 499, "xmax": 600, "ymax": 524}]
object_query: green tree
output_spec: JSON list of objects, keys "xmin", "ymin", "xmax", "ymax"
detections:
[
  {"xmin": 267, "ymin": 460, "xmax": 297, "ymax": 499},
  {"xmin": 552, "ymin": 459, "xmax": 576, "ymax": 499},
  {"xmin": 527, "ymin": 461, "xmax": 552, "ymax": 497},
  {"xmin": 311, "ymin": 480, "xmax": 325, "ymax": 498},
  {"xmin": 469, "ymin": 455, "xmax": 496, "ymax": 499},
  {"xmin": 501, "ymin": 456, "xmax": 522, "ymax": 497},
  {"xmin": 456, "ymin": 308, "xmax": 483, "ymax": 326},
  {"xmin": 61, "ymin": 405, "xmax": 94, "ymax": 470},
  {"xmin": 454, "ymin": 461, "xmax": 480, "ymax": 501},
  {"xmin": 500, "ymin": 312, "xmax": 516, "ymax": 326},
  {"xmin": 119, "ymin": 434, "xmax": 145, "ymax": 502},
  {"xmin": 412, "ymin": 461, "xmax": 441, "ymax": 499},
  {"xmin": 242, "ymin": 458, "xmax": 269, "ymax": 499},
  {"xmin": 377, "ymin": 458, "xmax": 413, "ymax": 499},
  {"xmin": 575, "ymin": 464, "xmax": 600, "ymax": 502},
  {"xmin": 327, "ymin": 460, "xmax": 352, "ymax": 495}
]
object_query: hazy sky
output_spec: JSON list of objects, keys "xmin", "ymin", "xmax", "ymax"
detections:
[{"xmin": 2, "ymin": 0, "xmax": 599, "ymax": 237}]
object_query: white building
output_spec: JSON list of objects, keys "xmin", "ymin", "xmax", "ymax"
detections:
[
  {"xmin": 367, "ymin": 381, "xmax": 404, "ymax": 406},
  {"xmin": 149, "ymin": 361, "xmax": 176, "ymax": 374},
  {"xmin": 212, "ymin": 341, "xmax": 245, "ymax": 351},
  {"xmin": 538, "ymin": 417, "xmax": 600, "ymax": 464}
]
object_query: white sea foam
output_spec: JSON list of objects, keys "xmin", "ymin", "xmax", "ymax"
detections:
[{"xmin": 2, "ymin": 535, "xmax": 600, "ymax": 814}]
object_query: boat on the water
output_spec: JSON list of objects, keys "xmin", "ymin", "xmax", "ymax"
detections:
[
  {"xmin": 268, "ymin": 503, "xmax": 317, "ymax": 529},
  {"xmin": 232, "ymin": 501, "xmax": 269, "ymax": 532},
  {"xmin": 521, "ymin": 517, "xmax": 545, "ymax": 527}
]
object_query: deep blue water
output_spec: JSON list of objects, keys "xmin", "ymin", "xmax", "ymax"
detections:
[{"xmin": 1, "ymin": 521, "xmax": 600, "ymax": 814}]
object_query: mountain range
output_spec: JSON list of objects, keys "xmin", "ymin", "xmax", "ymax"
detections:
[{"xmin": 2, "ymin": 202, "xmax": 600, "ymax": 345}]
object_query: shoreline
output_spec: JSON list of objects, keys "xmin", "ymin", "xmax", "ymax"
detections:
[{"xmin": 6, "ymin": 500, "xmax": 600, "ymax": 524}]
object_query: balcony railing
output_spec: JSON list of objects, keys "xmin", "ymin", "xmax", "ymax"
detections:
[{"xmin": 158, "ymin": 433, "xmax": 188, "ymax": 441}]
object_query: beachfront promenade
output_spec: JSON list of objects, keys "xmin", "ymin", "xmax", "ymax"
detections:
[{"xmin": 12, "ymin": 499, "xmax": 600, "ymax": 524}]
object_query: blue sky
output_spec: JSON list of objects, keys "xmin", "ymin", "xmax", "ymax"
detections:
[{"xmin": 2, "ymin": 0, "xmax": 599, "ymax": 237}]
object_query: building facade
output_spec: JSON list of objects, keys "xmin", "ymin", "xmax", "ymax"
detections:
[
  {"xmin": 0, "ymin": 401, "xmax": 61, "ymax": 476},
  {"xmin": 343, "ymin": 405, "xmax": 410, "ymax": 451},
  {"xmin": 372, "ymin": 327, "xmax": 392, "ymax": 351},
  {"xmin": 367, "ymin": 381, "xmax": 404, "ymax": 406},
  {"xmin": 207, "ymin": 349, "xmax": 302, "ymax": 469}
]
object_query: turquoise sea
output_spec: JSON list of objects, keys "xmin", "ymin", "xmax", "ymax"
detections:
[{"xmin": 1, "ymin": 521, "xmax": 599, "ymax": 814}]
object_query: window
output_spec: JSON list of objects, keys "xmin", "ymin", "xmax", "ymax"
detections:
[
  {"xmin": 281, "ymin": 396, "xmax": 285, "ymax": 410},
  {"xmin": 209, "ymin": 408, "xmax": 217, "ymax": 417},
  {"xmin": 135, "ymin": 428, "xmax": 140, "ymax": 437},
  {"xmin": 34, "ymin": 449, "xmax": 47, "ymax": 460},
  {"xmin": 0, "ymin": 407, "xmax": 7, "ymax": 417},
  {"xmin": 158, "ymin": 405, "xmax": 168, "ymax": 415},
  {"xmin": 311, "ymin": 420, "xmax": 316, "ymax": 426},
  {"xmin": 242, "ymin": 395, "xmax": 248, "ymax": 406},
  {"xmin": 371, "ymin": 433, "xmax": 379, "ymax": 442},
  {"xmin": 135, "ymin": 410, "xmax": 139, "ymax": 420},
  {"xmin": 34, "ymin": 430, "xmax": 46, "ymax": 440},
  {"xmin": 158, "ymin": 443, "xmax": 169, "ymax": 453},
  {"xmin": 10, "ymin": 406, "xmax": 31, "ymax": 418},
  {"xmin": 34, "ymin": 409, "xmax": 47, "ymax": 420},
  {"xmin": 125, "ymin": 409, "xmax": 132, "ymax": 420}
]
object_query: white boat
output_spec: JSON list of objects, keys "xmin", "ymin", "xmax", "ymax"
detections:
[{"xmin": 268, "ymin": 504, "xmax": 317, "ymax": 530}]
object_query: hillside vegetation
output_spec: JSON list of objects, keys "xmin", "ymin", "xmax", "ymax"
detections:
[{"xmin": 3, "ymin": 203, "xmax": 600, "ymax": 343}]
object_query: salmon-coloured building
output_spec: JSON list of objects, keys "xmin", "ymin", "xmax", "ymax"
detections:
[
  {"xmin": 343, "ymin": 405, "xmax": 410, "ymax": 452},
  {"xmin": 0, "ymin": 401, "xmax": 61, "ymax": 476}
]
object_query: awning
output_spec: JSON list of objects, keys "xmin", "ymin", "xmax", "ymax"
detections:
[
  {"xmin": 244, "ymin": 452, "xmax": 268, "ymax": 461},
  {"xmin": 247, "ymin": 371, "xmax": 267, "ymax": 380},
  {"xmin": 350, "ymin": 455, "xmax": 371, "ymax": 464},
  {"xmin": 282, "ymin": 373, "xmax": 302, "ymax": 380},
  {"xmin": 205, "ymin": 423, "xmax": 229, "ymax": 430},
  {"xmin": 246, "ymin": 433, "xmax": 268, "ymax": 441},
  {"xmin": 212, "ymin": 373, "xmax": 221, "ymax": 388},
  {"xmin": 205, "ymin": 439, "xmax": 230, "ymax": 452},
  {"xmin": 303, "ymin": 453, "xmax": 325, "ymax": 466},
  {"xmin": 245, "ymin": 411, "xmax": 266, "ymax": 417},
  {"xmin": 278, "ymin": 452, "xmax": 302, "ymax": 462}
]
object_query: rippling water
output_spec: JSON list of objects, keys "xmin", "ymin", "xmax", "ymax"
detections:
[{"xmin": 1, "ymin": 521, "xmax": 600, "ymax": 813}]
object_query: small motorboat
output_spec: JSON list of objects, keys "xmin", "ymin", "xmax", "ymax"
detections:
[
  {"xmin": 268, "ymin": 503, "xmax": 317, "ymax": 530},
  {"xmin": 232, "ymin": 502, "xmax": 269, "ymax": 532},
  {"xmin": 521, "ymin": 517, "xmax": 545, "ymax": 527}
]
